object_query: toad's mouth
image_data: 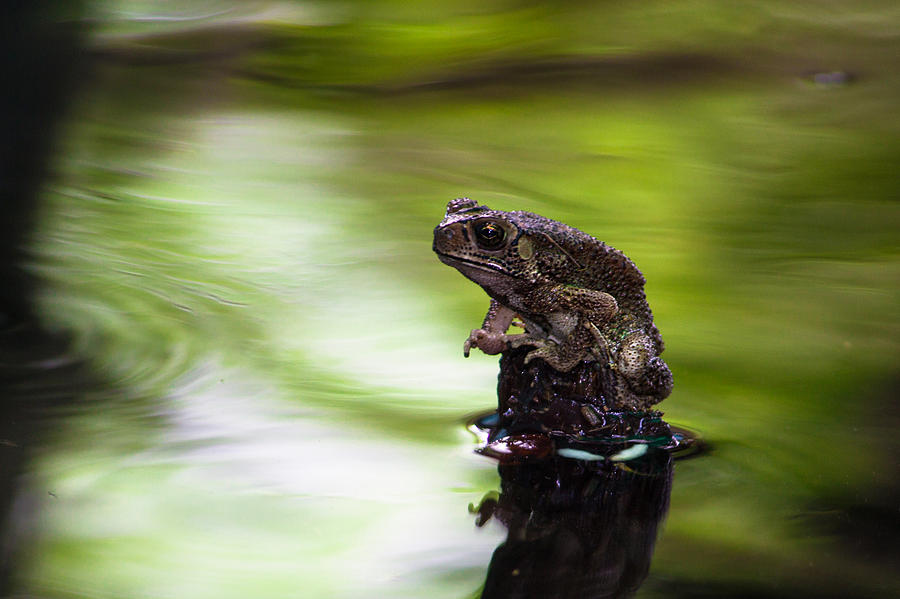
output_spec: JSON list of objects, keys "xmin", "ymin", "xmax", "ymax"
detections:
[{"xmin": 434, "ymin": 251, "xmax": 507, "ymax": 274}]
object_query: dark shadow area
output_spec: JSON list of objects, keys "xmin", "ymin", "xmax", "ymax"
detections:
[
  {"xmin": 641, "ymin": 579, "xmax": 889, "ymax": 599},
  {"xmin": 0, "ymin": 1, "xmax": 87, "ymax": 594},
  {"xmin": 0, "ymin": 1, "xmax": 86, "ymax": 325}
]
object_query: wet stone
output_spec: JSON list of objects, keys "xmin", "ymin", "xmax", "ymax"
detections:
[{"xmin": 495, "ymin": 345, "xmax": 670, "ymax": 439}]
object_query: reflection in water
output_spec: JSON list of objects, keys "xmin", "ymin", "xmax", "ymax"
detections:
[
  {"xmin": 475, "ymin": 450, "xmax": 672, "ymax": 599},
  {"xmin": 468, "ymin": 410, "xmax": 690, "ymax": 599}
]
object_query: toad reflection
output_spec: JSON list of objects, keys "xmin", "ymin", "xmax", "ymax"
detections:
[{"xmin": 472, "ymin": 444, "xmax": 673, "ymax": 599}]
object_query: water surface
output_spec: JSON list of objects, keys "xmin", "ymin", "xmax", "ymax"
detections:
[{"xmin": 6, "ymin": 1, "xmax": 900, "ymax": 597}]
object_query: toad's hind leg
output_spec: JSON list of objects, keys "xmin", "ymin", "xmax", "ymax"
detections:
[
  {"xmin": 616, "ymin": 332, "xmax": 673, "ymax": 399},
  {"xmin": 523, "ymin": 325, "xmax": 595, "ymax": 372}
]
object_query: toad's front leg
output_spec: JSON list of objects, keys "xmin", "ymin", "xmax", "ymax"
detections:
[{"xmin": 464, "ymin": 299, "xmax": 536, "ymax": 357}]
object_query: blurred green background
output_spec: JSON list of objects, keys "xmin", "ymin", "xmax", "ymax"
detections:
[{"xmin": 12, "ymin": 0, "xmax": 900, "ymax": 597}]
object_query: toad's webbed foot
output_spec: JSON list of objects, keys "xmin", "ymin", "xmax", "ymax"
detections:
[
  {"xmin": 464, "ymin": 329, "xmax": 535, "ymax": 357},
  {"xmin": 465, "ymin": 299, "xmax": 538, "ymax": 357},
  {"xmin": 464, "ymin": 328, "xmax": 506, "ymax": 356}
]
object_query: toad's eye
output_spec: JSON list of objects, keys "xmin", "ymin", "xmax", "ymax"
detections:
[{"xmin": 473, "ymin": 220, "xmax": 507, "ymax": 250}]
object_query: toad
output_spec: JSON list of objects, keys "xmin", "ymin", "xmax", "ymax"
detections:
[{"xmin": 433, "ymin": 198, "xmax": 673, "ymax": 407}]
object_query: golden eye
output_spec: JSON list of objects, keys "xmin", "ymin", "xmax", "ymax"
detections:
[{"xmin": 474, "ymin": 220, "xmax": 507, "ymax": 250}]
